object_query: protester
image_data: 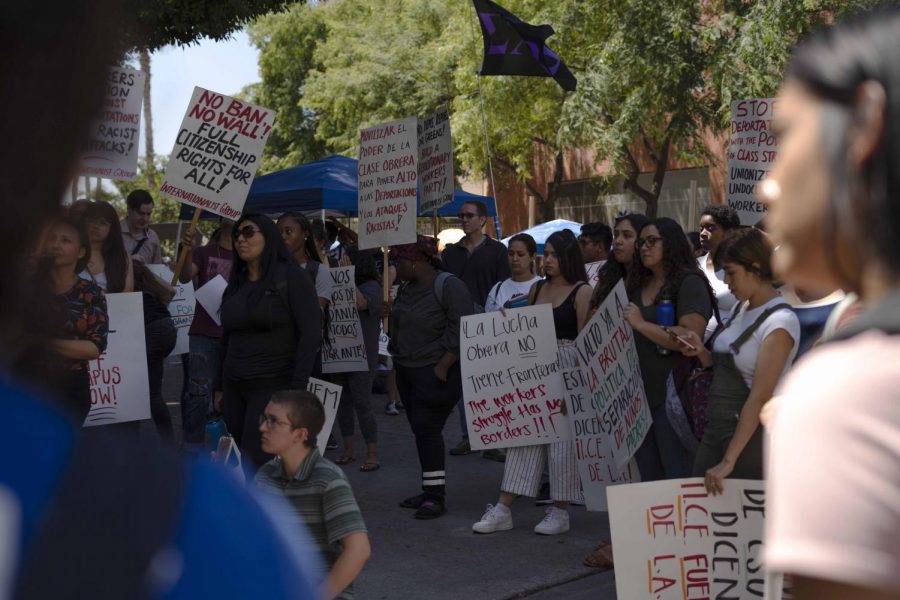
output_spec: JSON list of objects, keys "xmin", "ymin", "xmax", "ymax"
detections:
[
  {"xmin": 80, "ymin": 200, "xmax": 133, "ymax": 293},
  {"xmin": 670, "ymin": 228, "xmax": 799, "ymax": 491},
  {"xmin": 590, "ymin": 213, "xmax": 650, "ymax": 312},
  {"xmin": 696, "ymin": 205, "xmax": 740, "ymax": 337},
  {"xmin": 220, "ymin": 213, "xmax": 322, "ymax": 470},
  {"xmin": 686, "ymin": 231, "xmax": 703, "ymax": 259},
  {"xmin": 578, "ymin": 221, "xmax": 612, "ymax": 287},
  {"xmin": 442, "ymin": 200, "xmax": 509, "ymax": 456},
  {"xmin": 121, "ymin": 189, "xmax": 162, "ymax": 264},
  {"xmin": 472, "ymin": 229, "xmax": 590, "ymax": 536},
  {"xmin": 179, "ymin": 218, "xmax": 234, "ymax": 446},
  {"xmin": 132, "ymin": 259, "xmax": 178, "ymax": 440},
  {"xmin": 624, "ymin": 217, "xmax": 713, "ymax": 480},
  {"xmin": 312, "ymin": 217, "xmax": 338, "ymax": 267},
  {"xmin": 760, "ymin": 8, "xmax": 900, "ymax": 597},
  {"xmin": 334, "ymin": 249, "xmax": 382, "ymax": 472},
  {"xmin": 385, "ymin": 236, "xmax": 475, "ymax": 518},
  {"xmin": 485, "ymin": 233, "xmax": 542, "ymax": 311},
  {"xmin": 68, "ymin": 199, "xmax": 93, "ymax": 222},
  {"xmin": 278, "ymin": 212, "xmax": 333, "ymax": 309},
  {"xmin": 256, "ymin": 390, "xmax": 371, "ymax": 600}
]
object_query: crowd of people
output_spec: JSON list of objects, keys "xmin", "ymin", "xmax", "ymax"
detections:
[{"xmin": 4, "ymin": 4, "xmax": 900, "ymax": 599}]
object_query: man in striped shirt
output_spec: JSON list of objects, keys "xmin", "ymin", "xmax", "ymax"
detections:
[{"xmin": 255, "ymin": 390, "xmax": 371, "ymax": 600}]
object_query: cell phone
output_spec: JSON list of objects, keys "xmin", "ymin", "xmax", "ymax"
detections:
[{"xmin": 666, "ymin": 328, "xmax": 698, "ymax": 351}]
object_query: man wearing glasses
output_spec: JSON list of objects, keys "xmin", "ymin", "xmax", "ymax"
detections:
[
  {"xmin": 121, "ymin": 189, "xmax": 162, "ymax": 264},
  {"xmin": 578, "ymin": 222, "xmax": 612, "ymax": 288},
  {"xmin": 442, "ymin": 200, "xmax": 510, "ymax": 456}
]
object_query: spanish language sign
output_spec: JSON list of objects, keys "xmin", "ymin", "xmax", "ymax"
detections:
[
  {"xmin": 160, "ymin": 86, "xmax": 276, "ymax": 219},
  {"xmin": 608, "ymin": 479, "xmax": 779, "ymax": 600},
  {"xmin": 357, "ymin": 116, "xmax": 418, "ymax": 250},
  {"xmin": 147, "ymin": 264, "xmax": 195, "ymax": 356},
  {"xmin": 418, "ymin": 107, "xmax": 454, "ymax": 214},
  {"xmin": 575, "ymin": 280, "xmax": 650, "ymax": 470},
  {"xmin": 322, "ymin": 266, "xmax": 369, "ymax": 374},
  {"xmin": 307, "ymin": 377, "xmax": 342, "ymax": 456},
  {"xmin": 79, "ymin": 66, "xmax": 145, "ymax": 181},
  {"xmin": 560, "ymin": 347, "xmax": 639, "ymax": 511},
  {"xmin": 84, "ymin": 293, "xmax": 150, "ymax": 427},
  {"xmin": 461, "ymin": 304, "xmax": 572, "ymax": 450},
  {"xmin": 727, "ymin": 98, "xmax": 779, "ymax": 226}
]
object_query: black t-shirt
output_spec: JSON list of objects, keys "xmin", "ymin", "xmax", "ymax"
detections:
[{"xmin": 441, "ymin": 237, "xmax": 510, "ymax": 306}]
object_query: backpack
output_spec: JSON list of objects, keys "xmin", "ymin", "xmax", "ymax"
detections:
[{"xmin": 432, "ymin": 271, "xmax": 484, "ymax": 315}]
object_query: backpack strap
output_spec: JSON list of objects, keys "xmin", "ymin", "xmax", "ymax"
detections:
[
  {"xmin": 729, "ymin": 303, "xmax": 793, "ymax": 354},
  {"xmin": 432, "ymin": 271, "xmax": 453, "ymax": 311}
]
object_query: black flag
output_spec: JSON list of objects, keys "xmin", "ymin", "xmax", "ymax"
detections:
[{"xmin": 472, "ymin": 0, "xmax": 577, "ymax": 92}]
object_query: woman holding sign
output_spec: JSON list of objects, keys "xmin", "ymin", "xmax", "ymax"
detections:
[
  {"xmin": 473, "ymin": 230, "xmax": 591, "ymax": 536},
  {"xmin": 220, "ymin": 213, "xmax": 322, "ymax": 470},
  {"xmin": 484, "ymin": 233, "xmax": 542, "ymax": 312}
]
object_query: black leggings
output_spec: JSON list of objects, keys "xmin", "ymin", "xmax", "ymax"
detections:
[
  {"xmin": 145, "ymin": 318, "xmax": 177, "ymax": 439},
  {"xmin": 223, "ymin": 375, "xmax": 292, "ymax": 471}
]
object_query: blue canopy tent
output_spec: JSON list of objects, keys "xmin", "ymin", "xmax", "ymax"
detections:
[
  {"xmin": 179, "ymin": 155, "xmax": 499, "ymax": 230},
  {"xmin": 501, "ymin": 219, "xmax": 583, "ymax": 255}
]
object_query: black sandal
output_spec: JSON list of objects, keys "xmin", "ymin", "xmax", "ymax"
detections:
[{"xmin": 414, "ymin": 499, "xmax": 447, "ymax": 519}]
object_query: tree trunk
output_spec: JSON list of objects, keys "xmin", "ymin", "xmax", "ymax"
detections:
[
  {"xmin": 139, "ymin": 48, "xmax": 156, "ymax": 189},
  {"xmin": 541, "ymin": 150, "xmax": 565, "ymax": 222},
  {"xmin": 622, "ymin": 134, "xmax": 671, "ymax": 218}
]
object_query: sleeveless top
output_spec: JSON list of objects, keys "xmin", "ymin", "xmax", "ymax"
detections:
[
  {"xmin": 79, "ymin": 269, "xmax": 108, "ymax": 292},
  {"xmin": 534, "ymin": 280, "xmax": 586, "ymax": 340}
]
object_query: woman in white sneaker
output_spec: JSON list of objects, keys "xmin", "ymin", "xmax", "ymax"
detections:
[{"xmin": 472, "ymin": 229, "xmax": 591, "ymax": 536}]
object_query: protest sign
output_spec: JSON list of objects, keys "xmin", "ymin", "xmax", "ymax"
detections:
[
  {"xmin": 307, "ymin": 377, "xmax": 342, "ymax": 455},
  {"xmin": 727, "ymin": 98, "xmax": 779, "ymax": 226},
  {"xmin": 147, "ymin": 264, "xmax": 195, "ymax": 356},
  {"xmin": 357, "ymin": 116, "xmax": 418, "ymax": 250},
  {"xmin": 575, "ymin": 280, "xmax": 651, "ymax": 470},
  {"xmin": 85, "ymin": 293, "xmax": 150, "ymax": 426},
  {"xmin": 461, "ymin": 304, "xmax": 572, "ymax": 450},
  {"xmin": 195, "ymin": 274, "xmax": 228, "ymax": 326},
  {"xmin": 560, "ymin": 348, "xmax": 638, "ymax": 511},
  {"xmin": 160, "ymin": 86, "xmax": 275, "ymax": 219},
  {"xmin": 608, "ymin": 478, "xmax": 782, "ymax": 600},
  {"xmin": 417, "ymin": 107, "xmax": 454, "ymax": 214},
  {"xmin": 322, "ymin": 266, "xmax": 369, "ymax": 374},
  {"xmin": 79, "ymin": 66, "xmax": 145, "ymax": 181},
  {"xmin": 378, "ymin": 322, "xmax": 390, "ymax": 356}
]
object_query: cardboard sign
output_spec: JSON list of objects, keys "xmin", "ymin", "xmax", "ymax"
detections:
[
  {"xmin": 79, "ymin": 66, "xmax": 145, "ymax": 181},
  {"xmin": 357, "ymin": 116, "xmax": 418, "ymax": 250},
  {"xmin": 727, "ymin": 98, "xmax": 779, "ymax": 226},
  {"xmin": 608, "ymin": 478, "xmax": 781, "ymax": 600},
  {"xmin": 322, "ymin": 266, "xmax": 369, "ymax": 374},
  {"xmin": 574, "ymin": 280, "xmax": 651, "ymax": 470},
  {"xmin": 378, "ymin": 322, "xmax": 390, "ymax": 356},
  {"xmin": 417, "ymin": 107, "xmax": 454, "ymax": 214},
  {"xmin": 147, "ymin": 264, "xmax": 195, "ymax": 356},
  {"xmin": 195, "ymin": 274, "xmax": 228, "ymax": 326},
  {"xmin": 160, "ymin": 87, "xmax": 275, "ymax": 219},
  {"xmin": 84, "ymin": 292, "xmax": 150, "ymax": 426},
  {"xmin": 461, "ymin": 304, "xmax": 572, "ymax": 450},
  {"xmin": 560, "ymin": 353, "xmax": 639, "ymax": 511},
  {"xmin": 307, "ymin": 377, "xmax": 342, "ymax": 456}
]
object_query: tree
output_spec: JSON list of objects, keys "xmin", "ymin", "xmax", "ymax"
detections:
[{"xmin": 138, "ymin": 49, "xmax": 158, "ymax": 189}]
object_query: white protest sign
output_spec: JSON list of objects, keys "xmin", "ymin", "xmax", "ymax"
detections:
[
  {"xmin": 307, "ymin": 377, "xmax": 342, "ymax": 456},
  {"xmin": 322, "ymin": 266, "xmax": 369, "ymax": 374},
  {"xmin": 727, "ymin": 98, "xmax": 779, "ymax": 226},
  {"xmin": 195, "ymin": 274, "xmax": 228, "ymax": 326},
  {"xmin": 560, "ymin": 352, "xmax": 638, "ymax": 512},
  {"xmin": 160, "ymin": 86, "xmax": 276, "ymax": 219},
  {"xmin": 357, "ymin": 116, "xmax": 418, "ymax": 250},
  {"xmin": 461, "ymin": 304, "xmax": 571, "ymax": 450},
  {"xmin": 147, "ymin": 264, "xmax": 195, "ymax": 356},
  {"xmin": 574, "ymin": 280, "xmax": 651, "ymax": 470},
  {"xmin": 608, "ymin": 478, "xmax": 781, "ymax": 600},
  {"xmin": 79, "ymin": 66, "xmax": 145, "ymax": 181},
  {"xmin": 417, "ymin": 107, "xmax": 454, "ymax": 214},
  {"xmin": 378, "ymin": 322, "xmax": 390, "ymax": 356},
  {"xmin": 84, "ymin": 292, "xmax": 150, "ymax": 426}
]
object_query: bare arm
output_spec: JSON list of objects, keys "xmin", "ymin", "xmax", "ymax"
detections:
[
  {"xmin": 626, "ymin": 307, "xmax": 707, "ymax": 351},
  {"xmin": 574, "ymin": 284, "xmax": 593, "ymax": 333},
  {"xmin": 52, "ymin": 339, "xmax": 101, "ymax": 361},
  {"xmin": 323, "ymin": 531, "xmax": 370, "ymax": 600},
  {"xmin": 178, "ymin": 230, "xmax": 201, "ymax": 283},
  {"xmin": 123, "ymin": 257, "xmax": 134, "ymax": 293}
]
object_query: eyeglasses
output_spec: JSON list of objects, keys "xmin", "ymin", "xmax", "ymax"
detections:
[
  {"xmin": 636, "ymin": 235, "xmax": 663, "ymax": 249},
  {"xmin": 259, "ymin": 413, "xmax": 291, "ymax": 429},
  {"xmin": 457, "ymin": 212, "xmax": 479, "ymax": 220},
  {"xmin": 233, "ymin": 225, "xmax": 261, "ymax": 240}
]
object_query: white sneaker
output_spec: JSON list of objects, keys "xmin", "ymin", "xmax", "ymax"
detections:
[
  {"xmin": 533, "ymin": 506, "xmax": 570, "ymax": 535},
  {"xmin": 472, "ymin": 504, "xmax": 513, "ymax": 534}
]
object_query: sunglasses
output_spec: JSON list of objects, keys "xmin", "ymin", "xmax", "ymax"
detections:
[
  {"xmin": 232, "ymin": 225, "xmax": 261, "ymax": 240},
  {"xmin": 457, "ymin": 212, "xmax": 479, "ymax": 220},
  {"xmin": 636, "ymin": 235, "xmax": 663, "ymax": 249}
]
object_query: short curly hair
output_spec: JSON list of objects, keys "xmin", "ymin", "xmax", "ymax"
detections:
[{"xmin": 700, "ymin": 204, "xmax": 741, "ymax": 230}]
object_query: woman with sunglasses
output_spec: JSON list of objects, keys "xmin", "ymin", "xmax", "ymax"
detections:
[
  {"xmin": 623, "ymin": 217, "xmax": 713, "ymax": 481},
  {"xmin": 472, "ymin": 229, "xmax": 591, "ymax": 536},
  {"xmin": 756, "ymin": 8, "xmax": 900, "ymax": 598},
  {"xmin": 79, "ymin": 201, "xmax": 133, "ymax": 293},
  {"xmin": 220, "ymin": 213, "xmax": 322, "ymax": 470}
]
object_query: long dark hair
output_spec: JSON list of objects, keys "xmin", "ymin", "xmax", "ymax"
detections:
[
  {"xmin": 224, "ymin": 213, "xmax": 296, "ymax": 304},
  {"xmin": 81, "ymin": 200, "xmax": 128, "ymax": 293},
  {"xmin": 592, "ymin": 213, "xmax": 649, "ymax": 310},
  {"xmin": 545, "ymin": 229, "xmax": 587, "ymax": 284},
  {"xmin": 347, "ymin": 247, "xmax": 380, "ymax": 286},
  {"xmin": 626, "ymin": 217, "xmax": 712, "ymax": 305},
  {"xmin": 277, "ymin": 211, "xmax": 321, "ymax": 265}
]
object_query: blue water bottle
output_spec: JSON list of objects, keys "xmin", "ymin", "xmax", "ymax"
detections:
[
  {"xmin": 206, "ymin": 417, "xmax": 226, "ymax": 450},
  {"xmin": 656, "ymin": 298, "xmax": 675, "ymax": 355}
]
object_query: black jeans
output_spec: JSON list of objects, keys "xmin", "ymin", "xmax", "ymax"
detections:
[
  {"xmin": 64, "ymin": 368, "xmax": 92, "ymax": 425},
  {"xmin": 145, "ymin": 318, "xmax": 177, "ymax": 440},
  {"xmin": 395, "ymin": 362, "xmax": 462, "ymax": 501},
  {"xmin": 222, "ymin": 374, "xmax": 292, "ymax": 472}
]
